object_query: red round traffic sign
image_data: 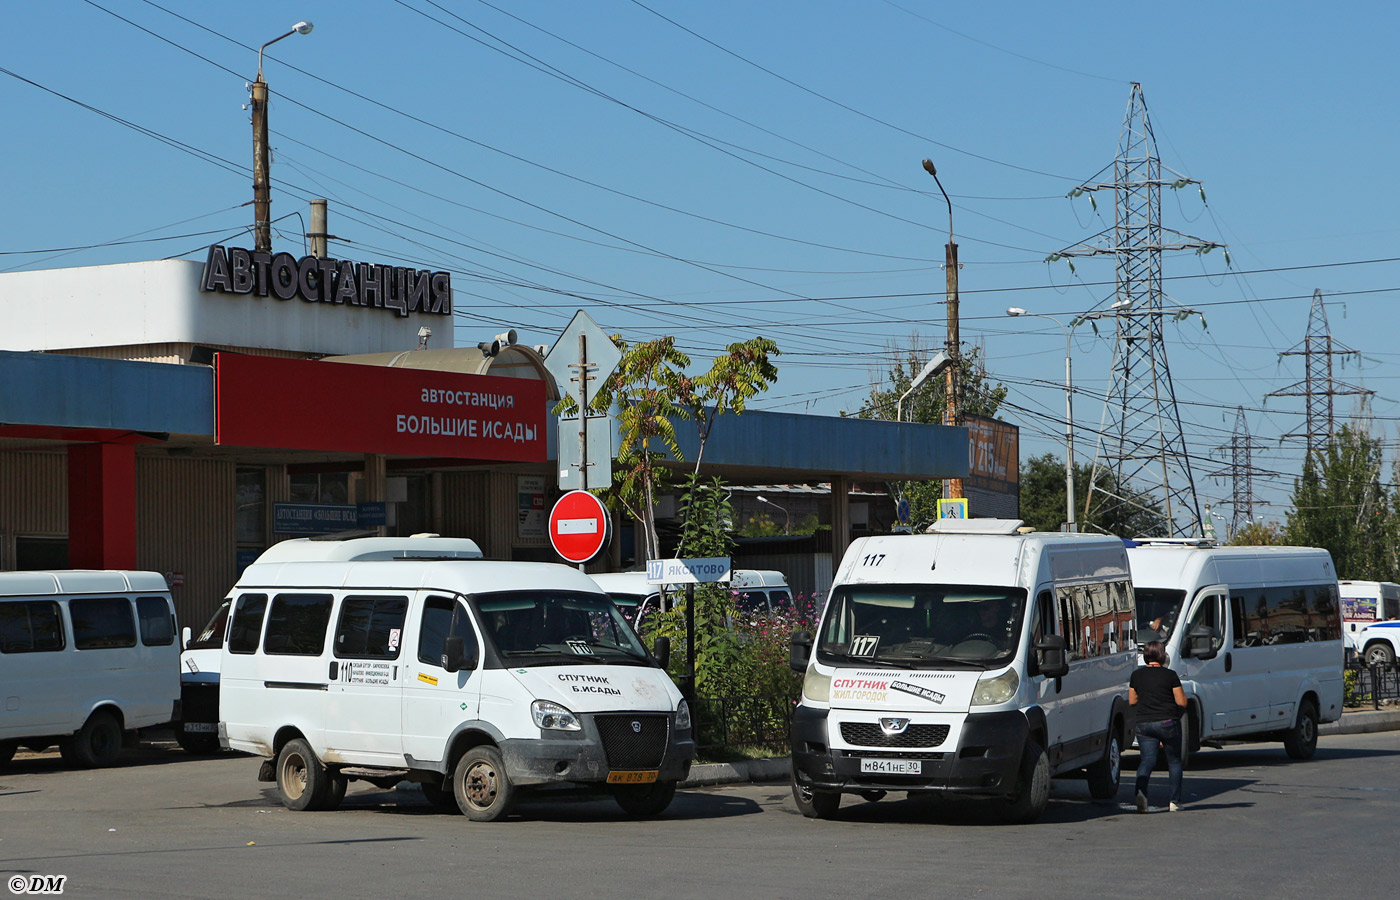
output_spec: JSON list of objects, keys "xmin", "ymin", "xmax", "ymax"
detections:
[{"xmin": 548, "ymin": 490, "xmax": 611, "ymax": 564}]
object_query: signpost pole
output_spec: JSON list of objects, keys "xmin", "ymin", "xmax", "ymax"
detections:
[
  {"xmin": 684, "ymin": 583, "xmax": 697, "ymax": 706},
  {"xmin": 576, "ymin": 333, "xmax": 589, "ymax": 572}
]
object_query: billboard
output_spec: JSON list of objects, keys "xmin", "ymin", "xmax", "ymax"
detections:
[{"xmin": 965, "ymin": 414, "xmax": 1019, "ymax": 495}]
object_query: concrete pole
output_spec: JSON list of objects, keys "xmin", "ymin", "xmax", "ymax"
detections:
[
  {"xmin": 944, "ymin": 239, "xmax": 963, "ymax": 500},
  {"xmin": 309, "ymin": 199, "xmax": 328, "ymax": 258},
  {"xmin": 251, "ymin": 79, "xmax": 271, "ymax": 254}
]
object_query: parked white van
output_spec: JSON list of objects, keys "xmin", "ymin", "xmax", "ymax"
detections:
[
  {"xmin": 593, "ymin": 568, "xmax": 792, "ymax": 626},
  {"xmin": 1126, "ymin": 540, "xmax": 1343, "ymax": 760},
  {"xmin": 1339, "ymin": 580, "xmax": 1400, "ymax": 662},
  {"xmin": 0, "ymin": 570, "xmax": 180, "ymax": 768},
  {"xmin": 789, "ymin": 520, "xmax": 1136, "ymax": 823},
  {"xmin": 176, "ymin": 597, "xmax": 231, "ymax": 754},
  {"xmin": 219, "ymin": 535, "xmax": 694, "ymax": 820}
]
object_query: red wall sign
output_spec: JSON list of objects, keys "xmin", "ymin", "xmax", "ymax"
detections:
[
  {"xmin": 216, "ymin": 353, "xmax": 545, "ymax": 462},
  {"xmin": 549, "ymin": 490, "xmax": 611, "ymax": 564}
]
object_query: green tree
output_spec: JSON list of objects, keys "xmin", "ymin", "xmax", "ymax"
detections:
[
  {"xmin": 1285, "ymin": 425, "xmax": 1396, "ymax": 579},
  {"xmin": 1229, "ymin": 520, "xmax": 1284, "ymax": 546},
  {"xmin": 1018, "ymin": 452, "xmax": 1166, "ymax": 536}
]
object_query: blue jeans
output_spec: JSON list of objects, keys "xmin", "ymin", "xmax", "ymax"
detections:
[{"xmin": 1135, "ymin": 719, "xmax": 1183, "ymax": 805}]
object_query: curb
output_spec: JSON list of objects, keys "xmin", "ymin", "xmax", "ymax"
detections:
[{"xmin": 679, "ymin": 709, "xmax": 1400, "ymax": 788}]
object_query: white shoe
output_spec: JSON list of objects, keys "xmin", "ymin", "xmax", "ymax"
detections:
[
  {"xmin": 1136, "ymin": 792, "xmax": 1149, "ymax": 813},
  {"xmin": 1169, "ymin": 802, "xmax": 1181, "ymax": 812}
]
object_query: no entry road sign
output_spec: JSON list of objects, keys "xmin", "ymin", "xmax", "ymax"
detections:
[{"xmin": 548, "ymin": 490, "xmax": 611, "ymax": 564}]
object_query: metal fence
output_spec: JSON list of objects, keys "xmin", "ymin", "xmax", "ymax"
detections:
[
  {"xmin": 693, "ymin": 693, "xmax": 798, "ymax": 753},
  {"xmin": 1345, "ymin": 661, "xmax": 1400, "ymax": 709}
]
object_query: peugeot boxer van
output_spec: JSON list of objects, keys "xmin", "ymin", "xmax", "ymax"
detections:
[
  {"xmin": 789, "ymin": 520, "xmax": 1136, "ymax": 823},
  {"xmin": 219, "ymin": 535, "xmax": 694, "ymax": 821},
  {"xmin": 0, "ymin": 570, "xmax": 179, "ymax": 768},
  {"xmin": 593, "ymin": 568, "xmax": 792, "ymax": 627},
  {"xmin": 1127, "ymin": 540, "xmax": 1343, "ymax": 760}
]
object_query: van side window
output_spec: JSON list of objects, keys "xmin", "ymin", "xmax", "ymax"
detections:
[
  {"xmin": 418, "ymin": 596, "xmax": 478, "ymax": 668},
  {"xmin": 137, "ymin": 596, "xmax": 175, "ymax": 646},
  {"xmin": 69, "ymin": 597, "xmax": 137, "ymax": 650},
  {"xmin": 1187, "ymin": 596, "xmax": 1224, "ymax": 652},
  {"xmin": 1056, "ymin": 585, "xmax": 1083, "ymax": 660},
  {"xmin": 0, "ymin": 600, "xmax": 65, "ymax": 653},
  {"xmin": 228, "ymin": 594, "xmax": 268, "ymax": 654},
  {"xmin": 335, "ymin": 595, "xmax": 409, "ymax": 660},
  {"xmin": 263, "ymin": 593, "xmax": 334, "ymax": 656},
  {"xmin": 1310, "ymin": 584, "xmax": 1341, "ymax": 642},
  {"xmin": 1230, "ymin": 594, "xmax": 1249, "ymax": 648}
]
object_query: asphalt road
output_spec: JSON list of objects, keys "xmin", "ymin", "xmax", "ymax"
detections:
[{"xmin": 2, "ymin": 732, "xmax": 1396, "ymax": 900}]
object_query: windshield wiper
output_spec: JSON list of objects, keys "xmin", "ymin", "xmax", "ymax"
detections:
[
  {"xmin": 817, "ymin": 651, "xmax": 901, "ymax": 667},
  {"xmin": 910, "ymin": 656, "xmax": 991, "ymax": 669}
]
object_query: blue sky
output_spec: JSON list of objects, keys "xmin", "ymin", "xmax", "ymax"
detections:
[{"xmin": 4, "ymin": 1, "xmax": 1397, "ymax": 527}]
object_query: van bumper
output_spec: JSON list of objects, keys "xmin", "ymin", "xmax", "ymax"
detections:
[
  {"xmin": 790, "ymin": 705, "xmax": 1027, "ymax": 797},
  {"xmin": 499, "ymin": 718, "xmax": 694, "ymax": 787}
]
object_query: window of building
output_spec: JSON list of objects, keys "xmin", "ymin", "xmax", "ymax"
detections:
[
  {"xmin": 0, "ymin": 600, "xmax": 65, "ymax": 653},
  {"xmin": 137, "ymin": 596, "xmax": 175, "ymax": 646},
  {"xmin": 228, "ymin": 593, "xmax": 268, "ymax": 654},
  {"xmin": 263, "ymin": 593, "xmax": 333, "ymax": 656},
  {"xmin": 334, "ymin": 594, "xmax": 409, "ymax": 659},
  {"xmin": 289, "ymin": 472, "xmax": 351, "ymax": 505},
  {"xmin": 236, "ymin": 467, "xmax": 267, "ymax": 545},
  {"xmin": 15, "ymin": 536, "xmax": 67, "ymax": 570},
  {"xmin": 69, "ymin": 597, "xmax": 137, "ymax": 650}
]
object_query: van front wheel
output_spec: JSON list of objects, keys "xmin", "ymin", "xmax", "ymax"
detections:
[
  {"xmin": 791, "ymin": 768, "xmax": 840, "ymax": 819},
  {"xmin": 453, "ymin": 746, "xmax": 515, "ymax": 822},
  {"xmin": 1283, "ymin": 699, "xmax": 1319, "ymax": 761},
  {"xmin": 276, "ymin": 738, "xmax": 331, "ymax": 811},
  {"xmin": 997, "ymin": 740, "xmax": 1050, "ymax": 824}
]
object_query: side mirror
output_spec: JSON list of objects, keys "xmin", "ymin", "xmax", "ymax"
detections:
[
  {"xmin": 1182, "ymin": 625, "xmax": 1219, "ymax": 661},
  {"xmin": 790, "ymin": 630, "xmax": 813, "ymax": 673},
  {"xmin": 181, "ymin": 626, "xmax": 192, "ymax": 651},
  {"xmin": 652, "ymin": 636, "xmax": 671, "ymax": 670},
  {"xmin": 442, "ymin": 636, "xmax": 467, "ymax": 674},
  {"xmin": 1034, "ymin": 634, "xmax": 1070, "ymax": 678}
]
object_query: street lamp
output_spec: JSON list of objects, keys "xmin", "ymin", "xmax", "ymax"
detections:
[
  {"xmin": 922, "ymin": 158, "xmax": 961, "ymax": 501},
  {"xmin": 896, "ymin": 350, "xmax": 951, "ymax": 423},
  {"xmin": 1007, "ymin": 306, "xmax": 1076, "ymax": 532},
  {"xmin": 252, "ymin": 20, "xmax": 314, "ymax": 253},
  {"xmin": 756, "ymin": 495, "xmax": 790, "ymax": 535}
]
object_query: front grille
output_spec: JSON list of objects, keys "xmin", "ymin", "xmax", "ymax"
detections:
[
  {"xmin": 181, "ymin": 683, "xmax": 219, "ymax": 722},
  {"xmin": 840, "ymin": 749, "xmax": 946, "ymax": 760},
  {"xmin": 840, "ymin": 722, "xmax": 950, "ymax": 749},
  {"xmin": 594, "ymin": 714, "xmax": 669, "ymax": 769}
]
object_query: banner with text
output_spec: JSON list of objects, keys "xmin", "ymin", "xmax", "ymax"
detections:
[{"xmin": 216, "ymin": 353, "xmax": 545, "ymax": 461}]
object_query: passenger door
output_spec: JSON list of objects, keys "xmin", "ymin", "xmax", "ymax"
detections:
[
  {"xmin": 1176, "ymin": 588, "xmax": 1229, "ymax": 739},
  {"xmin": 325, "ymin": 593, "xmax": 410, "ymax": 765},
  {"xmin": 1029, "ymin": 589, "xmax": 1066, "ymax": 754},
  {"xmin": 259, "ymin": 592, "xmax": 334, "ymax": 748},
  {"xmin": 0, "ymin": 599, "xmax": 70, "ymax": 736},
  {"xmin": 1220, "ymin": 592, "xmax": 1272, "ymax": 735},
  {"xmin": 402, "ymin": 594, "xmax": 480, "ymax": 765}
]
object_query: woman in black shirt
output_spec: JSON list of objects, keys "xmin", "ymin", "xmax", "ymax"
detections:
[{"xmin": 1129, "ymin": 640, "xmax": 1188, "ymax": 812}]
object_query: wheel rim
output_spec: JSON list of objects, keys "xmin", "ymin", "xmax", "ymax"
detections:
[
  {"xmin": 281, "ymin": 752, "xmax": 308, "ymax": 801},
  {"xmin": 1300, "ymin": 714, "xmax": 1315, "ymax": 744},
  {"xmin": 91, "ymin": 726, "xmax": 116, "ymax": 759},
  {"xmin": 1107, "ymin": 737, "xmax": 1121, "ymax": 781},
  {"xmin": 1366, "ymin": 647, "xmax": 1390, "ymax": 666},
  {"xmin": 464, "ymin": 759, "xmax": 499, "ymax": 810}
]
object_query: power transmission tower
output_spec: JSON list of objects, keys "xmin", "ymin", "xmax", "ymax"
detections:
[
  {"xmin": 1055, "ymin": 83, "xmax": 1224, "ymax": 537},
  {"xmin": 1206, "ymin": 407, "xmax": 1265, "ymax": 539},
  {"xmin": 1265, "ymin": 289, "xmax": 1374, "ymax": 458}
]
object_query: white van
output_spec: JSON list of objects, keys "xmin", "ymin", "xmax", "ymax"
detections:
[
  {"xmin": 593, "ymin": 568, "xmax": 792, "ymax": 626},
  {"xmin": 789, "ymin": 520, "xmax": 1136, "ymax": 823},
  {"xmin": 176, "ymin": 597, "xmax": 231, "ymax": 754},
  {"xmin": 1126, "ymin": 540, "xmax": 1343, "ymax": 760},
  {"xmin": 219, "ymin": 535, "xmax": 694, "ymax": 821},
  {"xmin": 1339, "ymin": 580, "xmax": 1400, "ymax": 662},
  {"xmin": 0, "ymin": 570, "xmax": 180, "ymax": 768}
]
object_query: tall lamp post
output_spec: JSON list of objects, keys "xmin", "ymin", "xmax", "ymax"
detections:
[
  {"xmin": 922, "ymin": 158, "xmax": 961, "ymax": 501},
  {"xmin": 756, "ymin": 495, "xmax": 790, "ymax": 535},
  {"xmin": 1007, "ymin": 307, "xmax": 1075, "ymax": 532},
  {"xmin": 252, "ymin": 20, "xmax": 314, "ymax": 253}
]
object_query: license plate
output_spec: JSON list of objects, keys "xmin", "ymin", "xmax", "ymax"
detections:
[
  {"xmin": 606, "ymin": 770, "xmax": 659, "ymax": 784},
  {"xmin": 860, "ymin": 758, "xmax": 922, "ymax": 775},
  {"xmin": 183, "ymin": 722, "xmax": 217, "ymax": 733}
]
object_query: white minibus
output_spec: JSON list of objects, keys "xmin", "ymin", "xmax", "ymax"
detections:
[
  {"xmin": 176, "ymin": 597, "xmax": 231, "ymax": 754},
  {"xmin": 0, "ymin": 570, "xmax": 180, "ymax": 768},
  {"xmin": 220, "ymin": 535, "xmax": 694, "ymax": 821},
  {"xmin": 1339, "ymin": 580, "xmax": 1400, "ymax": 662},
  {"xmin": 1126, "ymin": 540, "xmax": 1343, "ymax": 761},
  {"xmin": 592, "ymin": 568, "xmax": 793, "ymax": 627},
  {"xmin": 789, "ymin": 520, "xmax": 1136, "ymax": 823}
]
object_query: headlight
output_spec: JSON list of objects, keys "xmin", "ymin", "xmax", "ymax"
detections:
[
  {"xmin": 531, "ymin": 700, "xmax": 581, "ymax": 731},
  {"xmin": 971, "ymin": 668, "xmax": 1020, "ymax": 706},
  {"xmin": 802, "ymin": 665, "xmax": 831, "ymax": 703},
  {"xmin": 675, "ymin": 699, "xmax": 692, "ymax": 731}
]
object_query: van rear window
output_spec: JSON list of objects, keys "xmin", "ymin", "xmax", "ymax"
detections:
[
  {"xmin": 264, "ymin": 594, "xmax": 334, "ymax": 656},
  {"xmin": 137, "ymin": 596, "xmax": 175, "ymax": 646},
  {"xmin": 0, "ymin": 600, "xmax": 65, "ymax": 653},
  {"xmin": 69, "ymin": 597, "xmax": 137, "ymax": 650}
]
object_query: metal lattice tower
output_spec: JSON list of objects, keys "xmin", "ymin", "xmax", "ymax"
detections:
[
  {"xmin": 1057, "ymin": 83, "xmax": 1224, "ymax": 537},
  {"xmin": 1206, "ymin": 407, "xmax": 1265, "ymax": 538},
  {"xmin": 1265, "ymin": 289, "xmax": 1373, "ymax": 458}
]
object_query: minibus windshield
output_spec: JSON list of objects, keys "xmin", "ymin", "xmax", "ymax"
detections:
[
  {"xmin": 816, "ymin": 584, "xmax": 1027, "ymax": 667},
  {"xmin": 471, "ymin": 591, "xmax": 650, "ymax": 666},
  {"xmin": 186, "ymin": 599, "xmax": 231, "ymax": 651},
  {"xmin": 1134, "ymin": 588, "xmax": 1186, "ymax": 641}
]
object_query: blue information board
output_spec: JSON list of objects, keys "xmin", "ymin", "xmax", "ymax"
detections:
[{"xmin": 273, "ymin": 503, "xmax": 358, "ymax": 535}]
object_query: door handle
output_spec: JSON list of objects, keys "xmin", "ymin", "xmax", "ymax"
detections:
[
  {"xmin": 1224, "ymin": 652, "xmax": 1232, "ymax": 673},
  {"xmin": 328, "ymin": 661, "xmax": 339, "ymax": 680}
]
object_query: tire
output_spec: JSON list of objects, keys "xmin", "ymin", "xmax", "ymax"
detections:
[
  {"xmin": 790, "ymin": 767, "xmax": 840, "ymax": 819},
  {"xmin": 320, "ymin": 773, "xmax": 348, "ymax": 811},
  {"xmin": 1283, "ymin": 698, "xmax": 1319, "ymax": 761},
  {"xmin": 1364, "ymin": 642, "xmax": 1396, "ymax": 667},
  {"xmin": 1180, "ymin": 704, "xmax": 1201, "ymax": 769},
  {"xmin": 997, "ymin": 740, "xmax": 1050, "ymax": 824},
  {"xmin": 176, "ymin": 731, "xmax": 221, "ymax": 755},
  {"xmin": 1085, "ymin": 728, "xmax": 1122, "ymax": 800},
  {"xmin": 0, "ymin": 740, "xmax": 15, "ymax": 767},
  {"xmin": 858, "ymin": 790, "xmax": 888, "ymax": 803},
  {"xmin": 421, "ymin": 782, "xmax": 461, "ymax": 813},
  {"xmin": 276, "ymin": 738, "xmax": 332, "ymax": 812},
  {"xmin": 452, "ymin": 746, "xmax": 515, "ymax": 822},
  {"xmin": 613, "ymin": 780, "xmax": 678, "ymax": 817},
  {"xmin": 69, "ymin": 710, "xmax": 123, "ymax": 768}
]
